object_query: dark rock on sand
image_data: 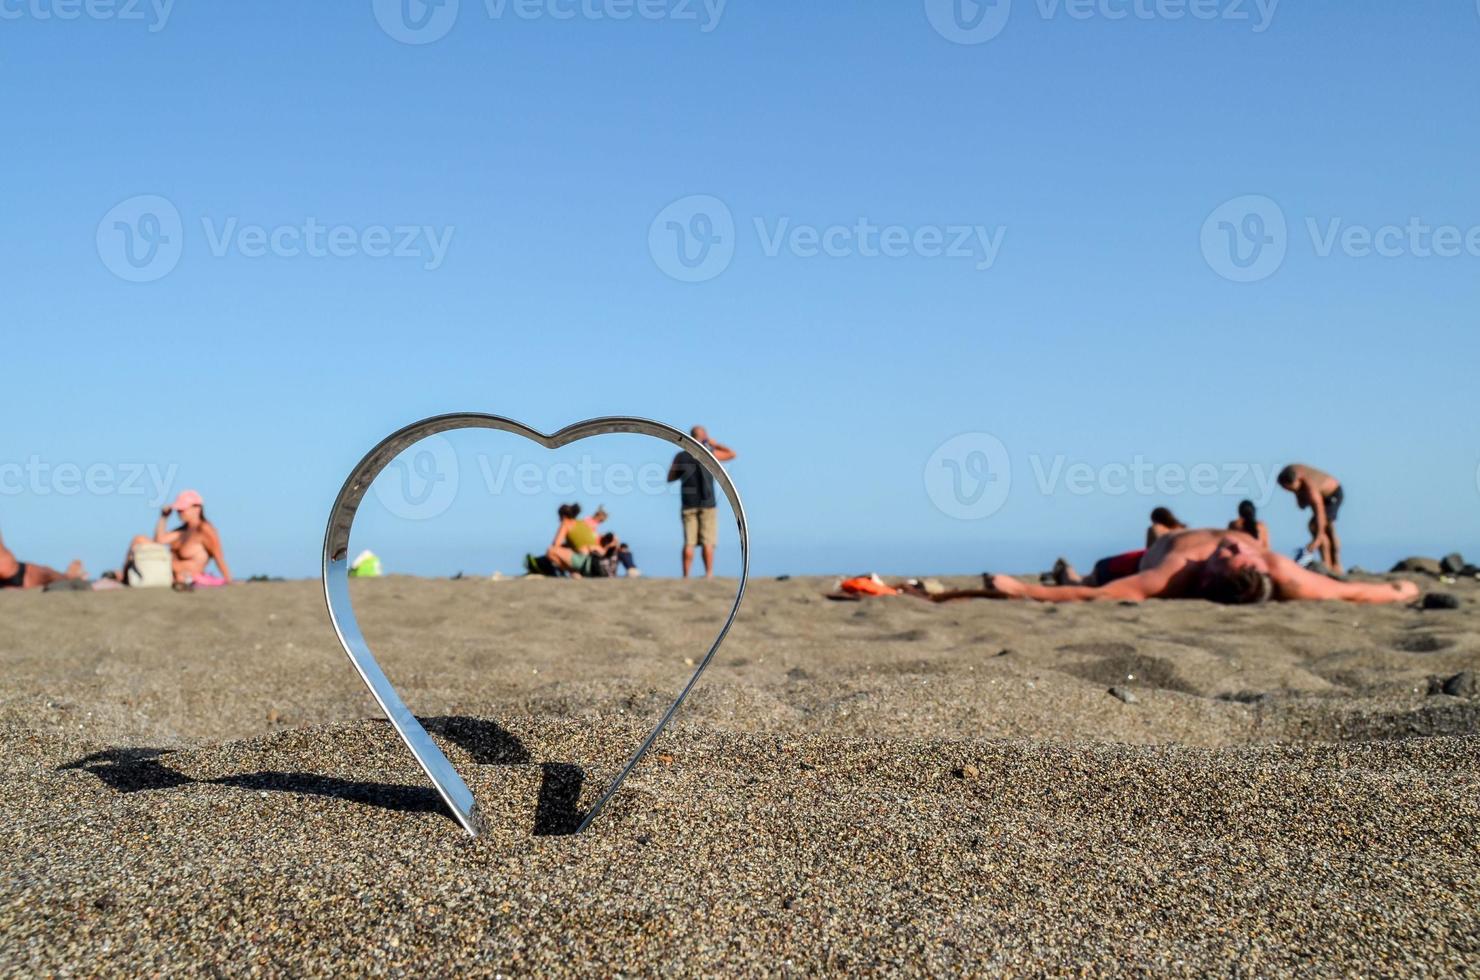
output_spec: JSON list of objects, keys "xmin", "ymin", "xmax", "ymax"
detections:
[
  {"xmin": 1392, "ymin": 557, "xmax": 1442, "ymax": 575},
  {"xmin": 1440, "ymin": 553, "xmax": 1467, "ymax": 575},
  {"xmin": 1108, "ymin": 686, "xmax": 1138, "ymax": 704},
  {"xmin": 1422, "ymin": 593, "xmax": 1461, "ymax": 611},
  {"xmin": 1442, "ymin": 672, "xmax": 1478, "ymax": 698}
]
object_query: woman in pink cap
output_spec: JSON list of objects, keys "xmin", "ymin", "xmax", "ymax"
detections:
[{"xmin": 118, "ymin": 489, "xmax": 233, "ymax": 589}]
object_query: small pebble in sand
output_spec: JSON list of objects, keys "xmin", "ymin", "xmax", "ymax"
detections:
[{"xmin": 1108, "ymin": 687, "xmax": 1138, "ymax": 704}]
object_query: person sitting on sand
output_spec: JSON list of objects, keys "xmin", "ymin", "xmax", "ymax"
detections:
[
  {"xmin": 121, "ymin": 490, "xmax": 232, "ymax": 589},
  {"xmin": 1278, "ymin": 464, "xmax": 1343, "ymax": 575},
  {"xmin": 938, "ymin": 528, "xmax": 1416, "ymax": 605},
  {"xmin": 1147, "ymin": 506, "xmax": 1187, "ymax": 547},
  {"xmin": 546, "ymin": 503, "xmax": 614, "ymax": 578},
  {"xmin": 0, "ymin": 528, "xmax": 86, "ymax": 590},
  {"xmin": 1227, "ymin": 499, "xmax": 1270, "ymax": 548},
  {"xmin": 584, "ymin": 506, "xmax": 640, "ymax": 577}
]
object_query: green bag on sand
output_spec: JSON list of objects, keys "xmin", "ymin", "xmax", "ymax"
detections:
[{"xmin": 349, "ymin": 550, "xmax": 383, "ymax": 578}]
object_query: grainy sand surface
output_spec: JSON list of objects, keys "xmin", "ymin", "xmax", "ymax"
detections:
[{"xmin": 2, "ymin": 575, "xmax": 1477, "ymax": 974}]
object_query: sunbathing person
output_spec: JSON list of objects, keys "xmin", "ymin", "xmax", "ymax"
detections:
[
  {"xmin": 938, "ymin": 529, "xmax": 1416, "ymax": 605},
  {"xmin": 1051, "ymin": 506, "xmax": 1189, "ymax": 587},
  {"xmin": 0, "ymin": 529, "xmax": 86, "ymax": 590},
  {"xmin": 1227, "ymin": 499, "xmax": 1270, "ymax": 548},
  {"xmin": 121, "ymin": 490, "xmax": 232, "ymax": 589}
]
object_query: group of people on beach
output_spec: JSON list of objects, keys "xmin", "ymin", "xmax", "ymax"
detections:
[
  {"xmin": 531, "ymin": 425, "xmax": 739, "ymax": 580},
  {"xmin": 935, "ymin": 462, "xmax": 1417, "ymax": 606},
  {"xmin": 536, "ymin": 503, "xmax": 641, "ymax": 578},
  {"xmin": 7, "ymin": 448, "xmax": 1401, "ymax": 606},
  {"xmin": 0, "ymin": 490, "xmax": 232, "ymax": 592},
  {"xmin": 3, "ymin": 423, "xmax": 745, "ymax": 592}
]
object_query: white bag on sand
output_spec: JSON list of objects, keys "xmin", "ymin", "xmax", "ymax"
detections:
[{"xmin": 126, "ymin": 542, "xmax": 172, "ymax": 588}]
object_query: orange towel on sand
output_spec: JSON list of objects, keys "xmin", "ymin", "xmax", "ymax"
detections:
[{"xmin": 839, "ymin": 575, "xmax": 900, "ymax": 597}]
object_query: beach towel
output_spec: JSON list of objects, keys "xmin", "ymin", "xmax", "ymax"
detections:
[
  {"xmin": 191, "ymin": 572, "xmax": 227, "ymax": 588},
  {"xmin": 839, "ymin": 574, "xmax": 901, "ymax": 597},
  {"xmin": 126, "ymin": 543, "xmax": 172, "ymax": 589}
]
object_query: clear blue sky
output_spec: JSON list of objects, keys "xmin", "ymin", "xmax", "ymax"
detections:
[{"xmin": 3, "ymin": 1, "xmax": 1477, "ymax": 579}]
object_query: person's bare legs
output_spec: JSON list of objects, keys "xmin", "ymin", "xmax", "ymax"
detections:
[
  {"xmin": 681, "ymin": 546, "xmax": 695, "ymax": 578},
  {"xmin": 1328, "ymin": 524, "xmax": 1343, "ymax": 575},
  {"xmin": 22, "ymin": 560, "xmax": 86, "ymax": 588},
  {"xmin": 546, "ymin": 545, "xmax": 581, "ymax": 577},
  {"xmin": 701, "ymin": 544, "xmax": 715, "ymax": 579},
  {"xmin": 1053, "ymin": 558, "xmax": 1094, "ymax": 586}
]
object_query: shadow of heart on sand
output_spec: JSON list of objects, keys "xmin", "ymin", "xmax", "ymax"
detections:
[{"xmin": 57, "ymin": 717, "xmax": 588, "ymax": 836}]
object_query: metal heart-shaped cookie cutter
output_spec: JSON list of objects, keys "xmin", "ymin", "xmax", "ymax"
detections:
[{"xmin": 322, "ymin": 414, "xmax": 749, "ymax": 836}]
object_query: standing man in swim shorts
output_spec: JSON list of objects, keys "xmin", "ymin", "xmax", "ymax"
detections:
[
  {"xmin": 667, "ymin": 425, "xmax": 737, "ymax": 579},
  {"xmin": 1278, "ymin": 463, "xmax": 1344, "ymax": 575}
]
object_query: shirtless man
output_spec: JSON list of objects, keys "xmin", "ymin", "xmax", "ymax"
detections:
[
  {"xmin": 122, "ymin": 490, "xmax": 232, "ymax": 587},
  {"xmin": 1278, "ymin": 463, "xmax": 1343, "ymax": 574},
  {"xmin": 937, "ymin": 529, "xmax": 1416, "ymax": 605},
  {"xmin": 0, "ymin": 528, "xmax": 86, "ymax": 590}
]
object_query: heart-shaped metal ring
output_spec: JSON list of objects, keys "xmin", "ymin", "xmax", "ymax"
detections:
[{"xmin": 321, "ymin": 414, "xmax": 749, "ymax": 837}]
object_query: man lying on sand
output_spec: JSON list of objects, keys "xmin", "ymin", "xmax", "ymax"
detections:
[
  {"xmin": 0, "ymin": 529, "xmax": 86, "ymax": 590},
  {"xmin": 937, "ymin": 529, "xmax": 1417, "ymax": 605}
]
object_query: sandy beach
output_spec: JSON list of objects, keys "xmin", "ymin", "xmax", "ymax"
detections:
[{"xmin": 3, "ymin": 575, "xmax": 1477, "ymax": 974}]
